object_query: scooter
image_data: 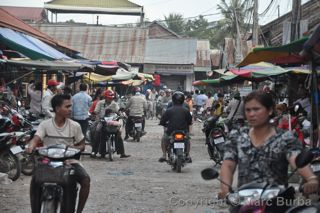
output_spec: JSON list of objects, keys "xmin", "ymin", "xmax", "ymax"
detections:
[
  {"xmin": 128, "ymin": 116, "xmax": 144, "ymax": 142},
  {"xmin": 32, "ymin": 144, "xmax": 80, "ymax": 213},
  {"xmin": 201, "ymin": 150, "xmax": 314, "ymax": 213},
  {"xmin": 202, "ymin": 116, "xmax": 225, "ymax": 165},
  {"xmin": 0, "ymin": 132, "xmax": 22, "ymax": 180}
]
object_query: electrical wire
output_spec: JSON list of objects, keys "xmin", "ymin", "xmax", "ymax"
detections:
[{"xmin": 259, "ymin": 0, "xmax": 274, "ymax": 16}]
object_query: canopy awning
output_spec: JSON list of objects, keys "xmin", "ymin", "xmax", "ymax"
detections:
[
  {"xmin": 230, "ymin": 62, "xmax": 289, "ymax": 78},
  {"xmin": 238, "ymin": 37, "xmax": 309, "ymax": 67},
  {"xmin": 0, "ymin": 27, "xmax": 71, "ymax": 60},
  {"xmin": 5, "ymin": 59, "xmax": 93, "ymax": 72}
]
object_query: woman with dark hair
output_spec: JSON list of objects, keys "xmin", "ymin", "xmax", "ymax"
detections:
[
  {"xmin": 89, "ymin": 88, "xmax": 103, "ymax": 114},
  {"xmin": 28, "ymin": 81, "xmax": 42, "ymax": 115},
  {"xmin": 218, "ymin": 90, "xmax": 318, "ymax": 199}
]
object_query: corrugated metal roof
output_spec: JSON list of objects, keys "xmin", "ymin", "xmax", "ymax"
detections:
[
  {"xmin": 144, "ymin": 39, "xmax": 197, "ymax": 64},
  {"xmin": 33, "ymin": 24, "xmax": 148, "ymax": 63},
  {"xmin": 45, "ymin": 0, "xmax": 142, "ymax": 8},
  {"xmin": 0, "ymin": 8, "xmax": 76, "ymax": 53},
  {"xmin": 196, "ymin": 40, "xmax": 211, "ymax": 68},
  {"xmin": 0, "ymin": 6, "xmax": 46, "ymax": 23}
]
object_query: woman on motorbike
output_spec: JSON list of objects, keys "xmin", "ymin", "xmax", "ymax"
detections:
[{"xmin": 218, "ymin": 90, "xmax": 318, "ymax": 199}]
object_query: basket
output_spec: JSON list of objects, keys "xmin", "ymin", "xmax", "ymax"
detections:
[
  {"xmin": 105, "ymin": 121, "xmax": 121, "ymax": 133},
  {"xmin": 33, "ymin": 163, "xmax": 73, "ymax": 185}
]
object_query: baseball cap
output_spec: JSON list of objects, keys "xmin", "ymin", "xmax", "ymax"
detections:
[{"xmin": 47, "ymin": 79, "xmax": 59, "ymax": 86}]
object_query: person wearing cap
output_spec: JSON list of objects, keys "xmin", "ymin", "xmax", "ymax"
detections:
[
  {"xmin": 93, "ymin": 89, "xmax": 130, "ymax": 158},
  {"xmin": 42, "ymin": 79, "xmax": 59, "ymax": 118},
  {"xmin": 72, "ymin": 83, "xmax": 92, "ymax": 135}
]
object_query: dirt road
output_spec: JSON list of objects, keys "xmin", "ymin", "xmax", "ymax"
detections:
[{"xmin": 0, "ymin": 119, "xmax": 228, "ymax": 213}]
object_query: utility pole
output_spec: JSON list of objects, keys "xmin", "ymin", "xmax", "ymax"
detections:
[
  {"xmin": 252, "ymin": 0, "xmax": 259, "ymax": 47},
  {"xmin": 234, "ymin": 8, "xmax": 243, "ymax": 63},
  {"xmin": 291, "ymin": 0, "xmax": 301, "ymax": 41}
]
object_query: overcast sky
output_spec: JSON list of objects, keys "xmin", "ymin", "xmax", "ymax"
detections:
[{"xmin": 0, "ymin": 0, "xmax": 310, "ymax": 26}]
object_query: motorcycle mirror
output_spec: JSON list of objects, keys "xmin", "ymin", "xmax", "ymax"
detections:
[
  {"xmin": 201, "ymin": 168, "xmax": 219, "ymax": 180},
  {"xmin": 294, "ymin": 104, "xmax": 300, "ymax": 113},
  {"xmin": 295, "ymin": 149, "xmax": 314, "ymax": 168}
]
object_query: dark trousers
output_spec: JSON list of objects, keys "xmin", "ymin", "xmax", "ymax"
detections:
[
  {"xmin": 92, "ymin": 124, "xmax": 125, "ymax": 155},
  {"xmin": 74, "ymin": 119, "xmax": 89, "ymax": 136},
  {"xmin": 30, "ymin": 163, "xmax": 90, "ymax": 213}
]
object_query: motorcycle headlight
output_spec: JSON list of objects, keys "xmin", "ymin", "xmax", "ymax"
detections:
[
  {"xmin": 237, "ymin": 189, "xmax": 263, "ymax": 205},
  {"xmin": 260, "ymin": 189, "xmax": 281, "ymax": 200}
]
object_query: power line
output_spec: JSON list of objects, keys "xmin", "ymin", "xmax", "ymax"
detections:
[{"xmin": 43, "ymin": 11, "xmax": 224, "ymax": 28}]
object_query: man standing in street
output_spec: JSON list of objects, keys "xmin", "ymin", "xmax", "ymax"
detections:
[
  {"xmin": 42, "ymin": 79, "xmax": 59, "ymax": 118},
  {"xmin": 72, "ymin": 83, "xmax": 92, "ymax": 135}
]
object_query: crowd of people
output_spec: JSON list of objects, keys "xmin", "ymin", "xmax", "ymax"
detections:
[{"xmin": 8, "ymin": 78, "xmax": 316, "ymax": 212}]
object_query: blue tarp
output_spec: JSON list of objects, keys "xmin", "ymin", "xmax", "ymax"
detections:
[{"xmin": 0, "ymin": 27, "xmax": 70, "ymax": 60}]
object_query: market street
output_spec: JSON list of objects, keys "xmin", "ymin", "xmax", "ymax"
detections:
[{"xmin": 0, "ymin": 119, "xmax": 229, "ymax": 213}]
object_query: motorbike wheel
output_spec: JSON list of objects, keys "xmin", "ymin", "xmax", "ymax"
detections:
[
  {"xmin": 21, "ymin": 153, "xmax": 36, "ymax": 176},
  {"xmin": 107, "ymin": 138, "xmax": 113, "ymax": 161},
  {"xmin": 136, "ymin": 131, "xmax": 141, "ymax": 142},
  {"xmin": 212, "ymin": 146, "xmax": 222, "ymax": 165},
  {"xmin": 176, "ymin": 156, "xmax": 182, "ymax": 173},
  {"xmin": 207, "ymin": 145, "xmax": 214, "ymax": 160},
  {"xmin": 40, "ymin": 200, "xmax": 56, "ymax": 213},
  {"xmin": 0, "ymin": 151, "xmax": 21, "ymax": 181}
]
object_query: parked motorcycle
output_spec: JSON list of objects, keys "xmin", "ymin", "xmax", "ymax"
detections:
[
  {"xmin": 0, "ymin": 132, "xmax": 22, "ymax": 180},
  {"xmin": 32, "ymin": 144, "xmax": 80, "ymax": 213},
  {"xmin": 166, "ymin": 130, "xmax": 188, "ymax": 173},
  {"xmin": 202, "ymin": 116, "xmax": 225, "ymax": 165},
  {"xmin": 201, "ymin": 150, "xmax": 314, "ymax": 213}
]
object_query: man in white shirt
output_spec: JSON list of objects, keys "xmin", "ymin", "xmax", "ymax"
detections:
[
  {"xmin": 27, "ymin": 94, "xmax": 90, "ymax": 213},
  {"xmin": 27, "ymin": 81, "xmax": 42, "ymax": 116},
  {"xmin": 42, "ymin": 79, "xmax": 59, "ymax": 118}
]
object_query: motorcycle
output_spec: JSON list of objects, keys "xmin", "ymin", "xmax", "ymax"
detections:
[
  {"xmin": 128, "ymin": 116, "xmax": 144, "ymax": 142},
  {"xmin": 100, "ymin": 112, "xmax": 121, "ymax": 161},
  {"xmin": 202, "ymin": 116, "xmax": 225, "ymax": 165},
  {"xmin": 0, "ymin": 132, "xmax": 22, "ymax": 180},
  {"xmin": 166, "ymin": 130, "xmax": 188, "ymax": 173},
  {"xmin": 201, "ymin": 150, "xmax": 314, "ymax": 213},
  {"xmin": 32, "ymin": 144, "xmax": 80, "ymax": 213},
  {"xmin": 14, "ymin": 129, "xmax": 37, "ymax": 175}
]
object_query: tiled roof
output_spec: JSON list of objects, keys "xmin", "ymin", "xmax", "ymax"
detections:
[{"xmin": 0, "ymin": 6, "xmax": 47, "ymax": 23}]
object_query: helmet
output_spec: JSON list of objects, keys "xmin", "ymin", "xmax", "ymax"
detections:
[
  {"xmin": 104, "ymin": 90, "xmax": 115, "ymax": 99},
  {"xmin": 172, "ymin": 91, "xmax": 185, "ymax": 105}
]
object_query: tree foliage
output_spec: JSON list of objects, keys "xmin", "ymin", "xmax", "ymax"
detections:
[
  {"xmin": 164, "ymin": 13, "xmax": 185, "ymax": 35},
  {"xmin": 162, "ymin": 1, "xmax": 252, "ymax": 49}
]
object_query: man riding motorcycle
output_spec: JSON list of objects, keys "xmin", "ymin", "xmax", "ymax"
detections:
[
  {"xmin": 124, "ymin": 87, "xmax": 147, "ymax": 140},
  {"xmin": 27, "ymin": 94, "xmax": 90, "ymax": 213},
  {"xmin": 159, "ymin": 91, "xmax": 193, "ymax": 163},
  {"xmin": 93, "ymin": 89, "xmax": 130, "ymax": 158}
]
